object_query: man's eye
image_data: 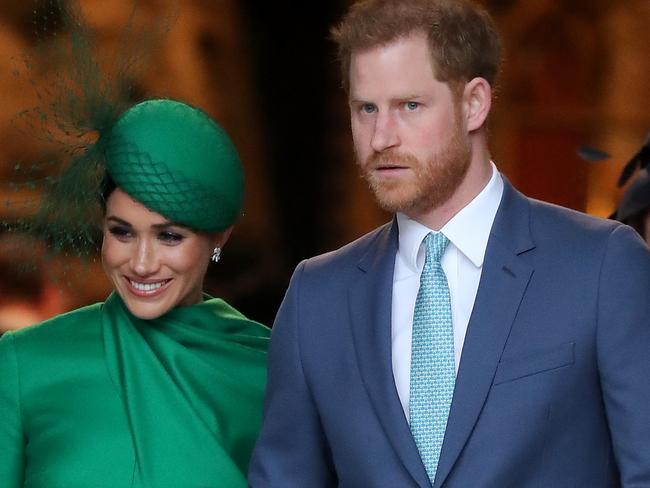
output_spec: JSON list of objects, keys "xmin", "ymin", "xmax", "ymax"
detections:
[
  {"xmin": 405, "ymin": 101, "xmax": 419, "ymax": 111},
  {"xmin": 159, "ymin": 231, "xmax": 184, "ymax": 244},
  {"xmin": 361, "ymin": 103, "xmax": 377, "ymax": 114}
]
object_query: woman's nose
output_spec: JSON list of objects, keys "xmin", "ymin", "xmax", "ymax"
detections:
[{"xmin": 130, "ymin": 239, "xmax": 159, "ymax": 276}]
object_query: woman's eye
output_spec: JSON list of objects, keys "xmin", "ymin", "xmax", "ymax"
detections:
[
  {"xmin": 158, "ymin": 231, "xmax": 184, "ymax": 244},
  {"xmin": 405, "ymin": 101, "xmax": 419, "ymax": 111},
  {"xmin": 108, "ymin": 226, "xmax": 132, "ymax": 240},
  {"xmin": 361, "ymin": 103, "xmax": 377, "ymax": 114}
]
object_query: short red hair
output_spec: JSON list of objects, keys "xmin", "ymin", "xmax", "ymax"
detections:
[{"xmin": 331, "ymin": 0, "xmax": 502, "ymax": 94}]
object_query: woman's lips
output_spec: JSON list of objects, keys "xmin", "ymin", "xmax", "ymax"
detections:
[{"xmin": 123, "ymin": 277, "xmax": 173, "ymax": 297}]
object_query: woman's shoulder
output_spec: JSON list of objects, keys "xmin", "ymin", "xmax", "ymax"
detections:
[
  {"xmin": 6, "ymin": 302, "xmax": 104, "ymax": 353},
  {"xmin": 0, "ymin": 301, "xmax": 122, "ymax": 439},
  {"xmin": 0, "ymin": 303, "xmax": 107, "ymax": 396},
  {"xmin": 204, "ymin": 297, "xmax": 271, "ymax": 337}
]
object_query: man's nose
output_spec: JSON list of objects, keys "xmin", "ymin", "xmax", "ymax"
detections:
[{"xmin": 370, "ymin": 112, "xmax": 400, "ymax": 153}]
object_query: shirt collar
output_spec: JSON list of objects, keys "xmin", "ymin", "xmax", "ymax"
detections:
[{"xmin": 396, "ymin": 162, "xmax": 503, "ymax": 272}]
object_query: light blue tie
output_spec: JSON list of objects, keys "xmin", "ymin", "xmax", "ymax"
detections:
[{"xmin": 409, "ymin": 232, "xmax": 455, "ymax": 484}]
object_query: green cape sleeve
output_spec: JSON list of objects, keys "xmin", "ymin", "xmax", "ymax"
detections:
[{"xmin": 0, "ymin": 333, "xmax": 25, "ymax": 488}]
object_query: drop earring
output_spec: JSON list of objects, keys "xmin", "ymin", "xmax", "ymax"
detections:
[{"xmin": 211, "ymin": 247, "xmax": 221, "ymax": 263}]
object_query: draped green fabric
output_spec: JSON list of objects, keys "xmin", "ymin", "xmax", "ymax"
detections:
[{"xmin": 0, "ymin": 294, "xmax": 269, "ymax": 488}]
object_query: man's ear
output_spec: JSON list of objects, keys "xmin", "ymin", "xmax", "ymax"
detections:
[{"xmin": 462, "ymin": 77, "xmax": 492, "ymax": 132}]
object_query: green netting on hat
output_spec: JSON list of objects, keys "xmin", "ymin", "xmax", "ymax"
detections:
[
  {"xmin": 1, "ymin": 0, "xmax": 162, "ymax": 260},
  {"xmin": 105, "ymin": 99, "xmax": 244, "ymax": 232},
  {"xmin": 0, "ymin": 0, "xmax": 211, "ymax": 271},
  {"xmin": 0, "ymin": 0, "xmax": 187, "ymax": 285}
]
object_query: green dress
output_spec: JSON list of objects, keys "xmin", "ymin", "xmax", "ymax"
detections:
[{"xmin": 0, "ymin": 292, "xmax": 270, "ymax": 488}]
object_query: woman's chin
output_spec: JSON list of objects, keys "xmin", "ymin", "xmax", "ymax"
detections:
[
  {"xmin": 116, "ymin": 291, "xmax": 175, "ymax": 320},
  {"xmin": 111, "ymin": 277, "xmax": 204, "ymax": 319}
]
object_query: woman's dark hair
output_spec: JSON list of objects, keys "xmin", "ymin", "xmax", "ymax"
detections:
[
  {"xmin": 624, "ymin": 209, "xmax": 649, "ymax": 240},
  {"xmin": 100, "ymin": 173, "xmax": 117, "ymax": 212}
]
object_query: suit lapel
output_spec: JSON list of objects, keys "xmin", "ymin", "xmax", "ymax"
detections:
[
  {"xmin": 433, "ymin": 181, "xmax": 536, "ymax": 487},
  {"xmin": 348, "ymin": 221, "xmax": 432, "ymax": 488}
]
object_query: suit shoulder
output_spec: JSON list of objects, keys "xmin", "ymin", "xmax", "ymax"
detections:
[
  {"xmin": 523, "ymin": 197, "xmax": 650, "ymax": 271},
  {"xmin": 528, "ymin": 197, "xmax": 623, "ymax": 243},
  {"xmin": 301, "ymin": 222, "xmax": 392, "ymax": 274}
]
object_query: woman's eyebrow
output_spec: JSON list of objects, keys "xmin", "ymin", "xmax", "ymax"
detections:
[
  {"xmin": 151, "ymin": 221, "xmax": 186, "ymax": 230},
  {"xmin": 106, "ymin": 216, "xmax": 187, "ymax": 230},
  {"xmin": 106, "ymin": 216, "xmax": 132, "ymax": 227}
]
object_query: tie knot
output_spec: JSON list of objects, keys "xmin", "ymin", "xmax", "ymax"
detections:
[{"xmin": 424, "ymin": 232, "xmax": 449, "ymax": 264}]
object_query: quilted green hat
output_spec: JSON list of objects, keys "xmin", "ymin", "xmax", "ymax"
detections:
[{"xmin": 105, "ymin": 99, "xmax": 244, "ymax": 232}]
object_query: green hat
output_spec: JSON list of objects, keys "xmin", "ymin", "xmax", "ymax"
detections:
[{"xmin": 105, "ymin": 99, "xmax": 244, "ymax": 232}]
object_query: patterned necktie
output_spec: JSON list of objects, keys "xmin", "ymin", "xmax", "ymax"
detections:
[{"xmin": 409, "ymin": 232, "xmax": 455, "ymax": 484}]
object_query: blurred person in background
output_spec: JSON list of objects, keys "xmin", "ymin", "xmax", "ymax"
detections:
[
  {"xmin": 612, "ymin": 169, "xmax": 650, "ymax": 246},
  {"xmin": 0, "ymin": 234, "xmax": 70, "ymax": 334},
  {"xmin": 604, "ymin": 135, "xmax": 650, "ymax": 246}
]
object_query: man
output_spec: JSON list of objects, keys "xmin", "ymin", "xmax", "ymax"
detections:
[{"xmin": 249, "ymin": 1, "xmax": 650, "ymax": 486}]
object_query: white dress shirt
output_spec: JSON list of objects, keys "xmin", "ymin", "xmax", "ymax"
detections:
[{"xmin": 392, "ymin": 163, "xmax": 504, "ymax": 420}]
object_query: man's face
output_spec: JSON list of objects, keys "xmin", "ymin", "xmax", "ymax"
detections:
[{"xmin": 349, "ymin": 32, "xmax": 471, "ymax": 216}]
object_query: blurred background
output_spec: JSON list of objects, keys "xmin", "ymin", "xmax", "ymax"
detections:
[{"xmin": 0, "ymin": 0, "xmax": 649, "ymax": 330}]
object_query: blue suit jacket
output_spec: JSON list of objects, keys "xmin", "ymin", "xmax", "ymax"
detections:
[{"xmin": 249, "ymin": 181, "xmax": 650, "ymax": 487}]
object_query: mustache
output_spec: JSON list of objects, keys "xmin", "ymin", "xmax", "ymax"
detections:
[{"xmin": 364, "ymin": 150, "xmax": 419, "ymax": 169}]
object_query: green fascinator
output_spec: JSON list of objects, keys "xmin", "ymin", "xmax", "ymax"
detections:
[
  {"xmin": 2, "ymin": 1, "xmax": 242, "ymax": 266},
  {"xmin": 105, "ymin": 99, "xmax": 244, "ymax": 232}
]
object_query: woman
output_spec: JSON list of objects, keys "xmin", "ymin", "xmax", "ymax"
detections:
[{"xmin": 0, "ymin": 99, "xmax": 270, "ymax": 487}]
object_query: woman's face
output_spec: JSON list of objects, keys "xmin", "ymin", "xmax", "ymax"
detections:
[{"xmin": 102, "ymin": 188, "xmax": 231, "ymax": 320}]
